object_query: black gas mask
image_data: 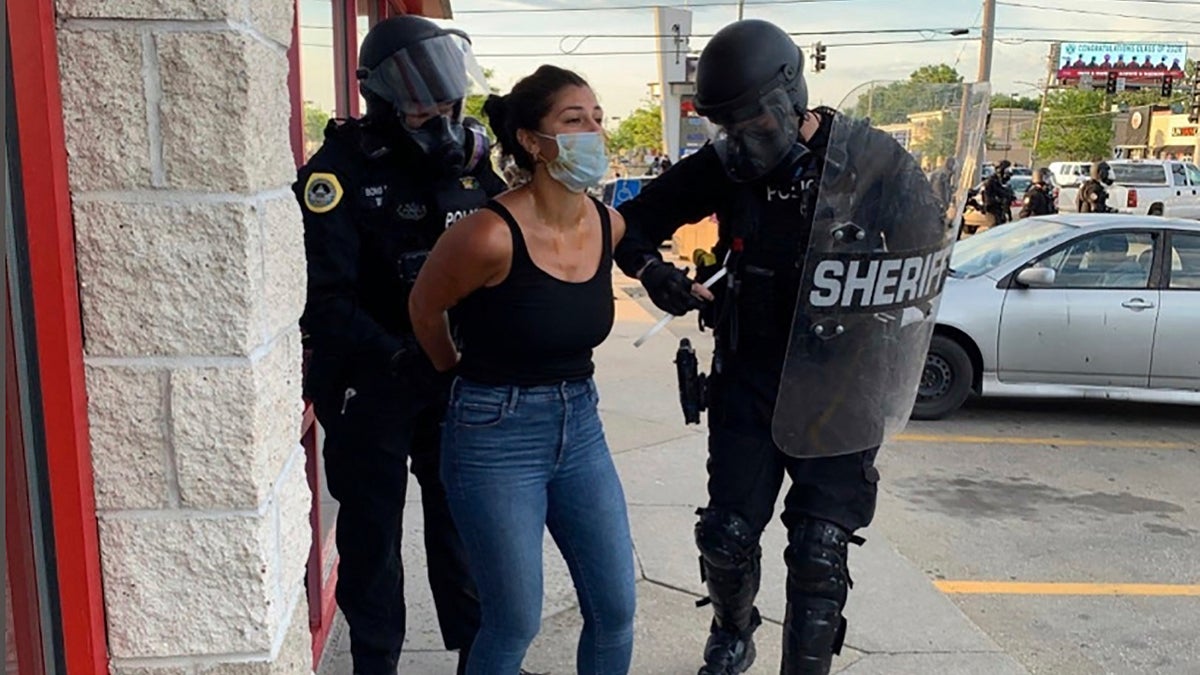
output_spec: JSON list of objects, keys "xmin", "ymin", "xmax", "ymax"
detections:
[{"xmin": 404, "ymin": 113, "xmax": 487, "ymax": 178}]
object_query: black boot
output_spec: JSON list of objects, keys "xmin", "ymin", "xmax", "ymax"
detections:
[
  {"xmin": 698, "ymin": 609, "xmax": 761, "ymax": 675},
  {"xmin": 780, "ymin": 519, "xmax": 861, "ymax": 675},
  {"xmin": 694, "ymin": 507, "xmax": 765, "ymax": 675}
]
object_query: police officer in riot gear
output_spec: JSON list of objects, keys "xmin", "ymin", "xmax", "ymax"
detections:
[
  {"xmin": 1077, "ymin": 161, "xmax": 1116, "ymax": 213},
  {"xmin": 615, "ymin": 19, "xmax": 931, "ymax": 675},
  {"xmin": 1019, "ymin": 168, "xmax": 1058, "ymax": 218},
  {"xmin": 981, "ymin": 160, "xmax": 1016, "ymax": 225},
  {"xmin": 294, "ymin": 15, "xmax": 508, "ymax": 675}
]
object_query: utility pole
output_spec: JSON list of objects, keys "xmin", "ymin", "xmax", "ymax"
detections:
[
  {"xmin": 1030, "ymin": 43, "xmax": 1056, "ymax": 168},
  {"xmin": 966, "ymin": 0, "xmax": 997, "ymax": 185},
  {"xmin": 737, "ymin": 0, "xmax": 745, "ymax": 20},
  {"xmin": 977, "ymin": 0, "xmax": 996, "ymax": 82}
]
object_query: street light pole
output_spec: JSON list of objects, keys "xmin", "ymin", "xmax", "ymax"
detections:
[{"xmin": 738, "ymin": 0, "xmax": 745, "ymax": 20}]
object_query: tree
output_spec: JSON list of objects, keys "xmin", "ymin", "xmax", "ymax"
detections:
[
  {"xmin": 608, "ymin": 102, "xmax": 663, "ymax": 155},
  {"xmin": 1020, "ymin": 89, "xmax": 1112, "ymax": 161},
  {"xmin": 852, "ymin": 64, "xmax": 964, "ymax": 125},
  {"xmin": 909, "ymin": 64, "xmax": 964, "ymax": 85},
  {"xmin": 912, "ymin": 113, "xmax": 960, "ymax": 163},
  {"xmin": 991, "ymin": 93, "xmax": 1040, "ymax": 111},
  {"xmin": 462, "ymin": 68, "xmax": 499, "ymax": 139},
  {"xmin": 303, "ymin": 101, "xmax": 331, "ymax": 145}
]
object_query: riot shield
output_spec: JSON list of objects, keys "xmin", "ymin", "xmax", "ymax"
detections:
[{"xmin": 771, "ymin": 82, "xmax": 990, "ymax": 458}]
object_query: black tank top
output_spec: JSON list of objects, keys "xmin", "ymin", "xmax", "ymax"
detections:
[{"xmin": 455, "ymin": 198, "xmax": 615, "ymax": 386}]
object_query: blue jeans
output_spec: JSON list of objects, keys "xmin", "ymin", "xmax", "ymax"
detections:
[{"xmin": 440, "ymin": 377, "xmax": 637, "ymax": 675}]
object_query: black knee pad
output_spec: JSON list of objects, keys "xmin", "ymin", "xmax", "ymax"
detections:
[
  {"xmin": 694, "ymin": 506, "xmax": 761, "ymax": 573},
  {"xmin": 783, "ymin": 518, "xmax": 856, "ymax": 605}
]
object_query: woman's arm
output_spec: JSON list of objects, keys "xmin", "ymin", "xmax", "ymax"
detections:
[
  {"xmin": 608, "ymin": 205, "xmax": 627, "ymax": 249},
  {"xmin": 408, "ymin": 209, "xmax": 512, "ymax": 372}
]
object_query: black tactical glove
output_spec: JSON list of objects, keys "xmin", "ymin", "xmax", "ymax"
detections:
[{"xmin": 640, "ymin": 259, "xmax": 704, "ymax": 316}]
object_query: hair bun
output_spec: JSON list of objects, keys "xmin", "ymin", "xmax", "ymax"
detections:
[{"xmin": 482, "ymin": 94, "xmax": 508, "ymax": 125}]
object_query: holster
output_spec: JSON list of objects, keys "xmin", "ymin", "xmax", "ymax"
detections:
[{"xmin": 675, "ymin": 338, "xmax": 708, "ymax": 425}]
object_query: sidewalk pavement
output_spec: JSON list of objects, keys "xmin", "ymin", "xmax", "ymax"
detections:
[{"xmin": 317, "ymin": 277, "xmax": 1030, "ymax": 675}]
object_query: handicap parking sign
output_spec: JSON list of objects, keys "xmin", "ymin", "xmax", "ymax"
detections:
[{"xmin": 611, "ymin": 179, "xmax": 643, "ymax": 208}]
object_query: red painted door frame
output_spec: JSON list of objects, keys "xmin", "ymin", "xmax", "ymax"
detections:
[{"xmin": 7, "ymin": 0, "xmax": 109, "ymax": 673}]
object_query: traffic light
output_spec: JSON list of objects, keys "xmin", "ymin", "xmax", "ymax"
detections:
[
  {"xmin": 1105, "ymin": 71, "xmax": 1118, "ymax": 95},
  {"xmin": 812, "ymin": 42, "xmax": 827, "ymax": 72},
  {"xmin": 1162, "ymin": 75, "xmax": 1173, "ymax": 98}
]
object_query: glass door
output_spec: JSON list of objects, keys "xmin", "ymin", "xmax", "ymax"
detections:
[{"xmin": 5, "ymin": 58, "xmax": 63, "ymax": 675}]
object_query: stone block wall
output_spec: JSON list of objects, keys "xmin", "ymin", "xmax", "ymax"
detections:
[{"xmin": 55, "ymin": 0, "xmax": 313, "ymax": 671}]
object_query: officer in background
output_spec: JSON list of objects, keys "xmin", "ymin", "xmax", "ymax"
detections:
[
  {"xmin": 930, "ymin": 156, "xmax": 957, "ymax": 210},
  {"xmin": 294, "ymin": 16, "xmax": 506, "ymax": 675},
  {"xmin": 614, "ymin": 19, "xmax": 930, "ymax": 675},
  {"xmin": 1077, "ymin": 161, "xmax": 1116, "ymax": 213},
  {"xmin": 980, "ymin": 159, "xmax": 1015, "ymax": 225},
  {"xmin": 1018, "ymin": 167, "xmax": 1058, "ymax": 218}
]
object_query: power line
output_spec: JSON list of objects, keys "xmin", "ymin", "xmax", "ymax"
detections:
[
  {"xmin": 953, "ymin": 3, "xmax": 986, "ymax": 71},
  {"xmin": 471, "ymin": 36, "xmax": 972, "ymax": 58},
  {"xmin": 470, "ymin": 26, "xmax": 971, "ymax": 39},
  {"xmin": 456, "ymin": 0, "xmax": 852, "ymax": 13},
  {"xmin": 997, "ymin": 1, "xmax": 1200, "ymax": 25},
  {"xmin": 997, "ymin": 27, "xmax": 1197, "ymax": 35},
  {"xmin": 1072, "ymin": 0, "xmax": 1200, "ymax": 4},
  {"xmin": 461, "ymin": 26, "xmax": 1195, "ymax": 41}
]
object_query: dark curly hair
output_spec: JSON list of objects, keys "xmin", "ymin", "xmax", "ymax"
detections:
[{"xmin": 482, "ymin": 65, "xmax": 590, "ymax": 171}]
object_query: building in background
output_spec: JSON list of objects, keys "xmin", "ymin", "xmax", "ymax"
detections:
[{"xmin": 5, "ymin": 1, "xmax": 448, "ymax": 673}]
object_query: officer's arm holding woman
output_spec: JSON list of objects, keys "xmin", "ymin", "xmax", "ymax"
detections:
[
  {"xmin": 611, "ymin": 147, "xmax": 720, "ymax": 314},
  {"xmin": 408, "ymin": 65, "xmax": 638, "ymax": 675}
]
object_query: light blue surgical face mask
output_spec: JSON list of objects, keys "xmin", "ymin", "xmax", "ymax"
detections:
[{"xmin": 537, "ymin": 131, "xmax": 609, "ymax": 193}]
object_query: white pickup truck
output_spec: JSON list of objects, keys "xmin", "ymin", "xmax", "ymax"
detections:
[{"xmin": 1058, "ymin": 159, "xmax": 1200, "ymax": 219}]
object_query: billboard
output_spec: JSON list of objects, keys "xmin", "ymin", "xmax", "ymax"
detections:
[{"xmin": 1057, "ymin": 42, "xmax": 1188, "ymax": 88}]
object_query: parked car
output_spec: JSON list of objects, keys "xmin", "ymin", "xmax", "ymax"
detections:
[
  {"xmin": 915, "ymin": 213, "xmax": 1200, "ymax": 419},
  {"xmin": 1057, "ymin": 159, "xmax": 1200, "ymax": 219}
]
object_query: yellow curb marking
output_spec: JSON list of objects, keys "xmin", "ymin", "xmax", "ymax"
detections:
[
  {"xmin": 894, "ymin": 433, "xmax": 1192, "ymax": 450},
  {"xmin": 935, "ymin": 581, "xmax": 1200, "ymax": 596}
]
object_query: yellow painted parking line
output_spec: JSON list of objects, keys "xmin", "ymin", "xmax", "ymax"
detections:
[
  {"xmin": 893, "ymin": 433, "xmax": 1192, "ymax": 450},
  {"xmin": 935, "ymin": 581, "xmax": 1200, "ymax": 596}
]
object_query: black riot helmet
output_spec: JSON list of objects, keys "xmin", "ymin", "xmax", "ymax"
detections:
[
  {"xmin": 996, "ymin": 160, "xmax": 1013, "ymax": 183},
  {"xmin": 1091, "ymin": 160, "xmax": 1113, "ymax": 185},
  {"xmin": 694, "ymin": 19, "xmax": 809, "ymax": 182},
  {"xmin": 357, "ymin": 16, "xmax": 489, "ymax": 176}
]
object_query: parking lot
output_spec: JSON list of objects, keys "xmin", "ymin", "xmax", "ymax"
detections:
[
  {"xmin": 645, "ymin": 279, "xmax": 1199, "ymax": 674},
  {"xmin": 878, "ymin": 397, "xmax": 1200, "ymax": 674}
]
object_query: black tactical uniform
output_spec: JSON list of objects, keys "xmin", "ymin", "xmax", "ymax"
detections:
[
  {"xmin": 615, "ymin": 19, "xmax": 926, "ymax": 675},
  {"xmin": 980, "ymin": 161, "xmax": 1015, "ymax": 225},
  {"xmin": 1077, "ymin": 161, "xmax": 1115, "ymax": 213},
  {"xmin": 1019, "ymin": 169, "xmax": 1058, "ymax": 218},
  {"xmin": 295, "ymin": 16, "xmax": 505, "ymax": 675}
]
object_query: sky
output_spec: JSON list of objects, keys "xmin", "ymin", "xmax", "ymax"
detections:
[{"xmin": 300, "ymin": 0, "xmax": 1200, "ymax": 121}]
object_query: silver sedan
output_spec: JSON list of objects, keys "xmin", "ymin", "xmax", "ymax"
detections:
[{"xmin": 914, "ymin": 213, "xmax": 1200, "ymax": 419}]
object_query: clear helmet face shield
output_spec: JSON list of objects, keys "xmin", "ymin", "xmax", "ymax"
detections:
[
  {"xmin": 705, "ymin": 87, "xmax": 801, "ymax": 182},
  {"xmin": 360, "ymin": 31, "xmax": 491, "ymax": 175},
  {"xmin": 359, "ymin": 30, "xmax": 488, "ymax": 122}
]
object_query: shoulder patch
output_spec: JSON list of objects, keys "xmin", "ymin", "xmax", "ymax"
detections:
[{"xmin": 304, "ymin": 172, "xmax": 344, "ymax": 213}]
